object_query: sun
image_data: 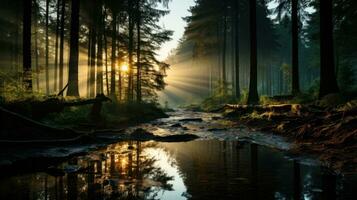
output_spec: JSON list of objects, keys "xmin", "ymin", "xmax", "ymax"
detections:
[{"xmin": 120, "ymin": 64, "xmax": 129, "ymax": 72}]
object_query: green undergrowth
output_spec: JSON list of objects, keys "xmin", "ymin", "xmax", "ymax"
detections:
[{"xmin": 42, "ymin": 101, "xmax": 168, "ymax": 129}]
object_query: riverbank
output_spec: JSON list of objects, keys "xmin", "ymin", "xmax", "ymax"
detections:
[{"xmin": 222, "ymin": 101, "xmax": 357, "ymax": 174}]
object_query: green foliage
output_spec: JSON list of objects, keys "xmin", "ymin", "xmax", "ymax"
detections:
[
  {"xmin": 200, "ymin": 82, "xmax": 237, "ymax": 111},
  {"xmin": 259, "ymin": 95, "xmax": 280, "ymax": 105},
  {"xmin": 43, "ymin": 105, "xmax": 92, "ymax": 127},
  {"xmin": 307, "ymin": 79, "xmax": 320, "ymax": 99},
  {"xmin": 43, "ymin": 101, "xmax": 168, "ymax": 129}
]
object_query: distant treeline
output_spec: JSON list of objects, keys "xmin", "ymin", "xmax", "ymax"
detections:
[{"xmin": 167, "ymin": 0, "xmax": 357, "ymax": 104}]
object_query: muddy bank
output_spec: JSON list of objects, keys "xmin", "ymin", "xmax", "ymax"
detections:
[{"xmin": 223, "ymin": 102, "xmax": 357, "ymax": 174}]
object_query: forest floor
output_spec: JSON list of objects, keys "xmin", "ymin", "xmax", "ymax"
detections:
[
  {"xmin": 221, "ymin": 96, "xmax": 357, "ymax": 174},
  {"xmin": 0, "ymin": 96, "xmax": 170, "ymax": 142}
]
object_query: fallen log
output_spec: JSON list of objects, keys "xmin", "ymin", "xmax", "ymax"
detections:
[
  {"xmin": 3, "ymin": 94, "xmax": 111, "ymax": 119},
  {"xmin": 0, "ymin": 106, "xmax": 123, "ymax": 145}
]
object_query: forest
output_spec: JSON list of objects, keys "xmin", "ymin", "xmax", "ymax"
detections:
[{"xmin": 0, "ymin": 0, "xmax": 356, "ymax": 199}]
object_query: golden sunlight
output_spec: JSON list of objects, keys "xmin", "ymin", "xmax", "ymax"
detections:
[{"xmin": 120, "ymin": 64, "xmax": 129, "ymax": 72}]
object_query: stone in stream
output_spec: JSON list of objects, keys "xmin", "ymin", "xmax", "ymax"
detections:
[
  {"xmin": 130, "ymin": 128, "xmax": 199, "ymax": 142},
  {"xmin": 207, "ymin": 128, "xmax": 228, "ymax": 132},
  {"xmin": 179, "ymin": 118, "xmax": 203, "ymax": 122},
  {"xmin": 171, "ymin": 123, "xmax": 183, "ymax": 128}
]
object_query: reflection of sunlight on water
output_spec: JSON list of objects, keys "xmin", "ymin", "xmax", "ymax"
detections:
[{"xmin": 145, "ymin": 147, "xmax": 188, "ymax": 200}]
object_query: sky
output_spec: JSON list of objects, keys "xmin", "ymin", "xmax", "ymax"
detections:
[{"xmin": 156, "ymin": 0, "xmax": 196, "ymax": 61}]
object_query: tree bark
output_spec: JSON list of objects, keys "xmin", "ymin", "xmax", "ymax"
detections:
[
  {"xmin": 45, "ymin": 0, "xmax": 50, "ymax": 95},
  {"xmin": 104, "ymin": 9, "xmax": 109, "ymax": 96},
  {"xmin": 23, "ymin": 0, "xmax": 32, "ymax": 90},
  {"xmin": 221, "ymin": 0, "xmax": 227, "ymax": 95},
  {"xmin": 136, "ymin": 0, "xmax": 142, "ymax": 102},
  {"xmin": 54, "ymin": 0, "xmax": 61, "ymax": 92},
  {"xmin": 291, "ymin": 0, "xmax": 300, "ymax": 95},
  {"xmin": 96, "ymin": 5, "xmax": 104, "ymax": 95},
  {"xmin": 247, "ymin": 0, "xmax": 259, "ymax": 105},
  {"xmin": 319, "ymin": 0, "xmax": 339, "ymax": 98},
  {"xmin": 110, "ymin": 13, "xmax": 117, "ymax": 96},
  {"xmin": 128, "ymin": 0, "xmax": 134, "ymax": 102},
  {"xmin": 67, "ymin": 0, "xmax": 80, "ymax": 97},
  {"xmin": 234, "ymin": 0, "xmax": 240, "ymax": 98},
  {"xmin": 59, "ymin": 0, "xmax": 65, "ymax": 92},
  {"xmin": 34, "ymin": 2, "xmax": 40, "ymax": 92},
  {"xmin": 89, "ymin": 21, "xmax": 97, "ymax": 97}
]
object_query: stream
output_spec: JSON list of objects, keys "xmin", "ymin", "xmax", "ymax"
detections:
[{"xmin": 0, "ymin": 110, "xmax": 356, "ymax": 199}]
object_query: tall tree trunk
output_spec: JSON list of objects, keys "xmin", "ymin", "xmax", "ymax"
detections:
[
  {"xmin": 89, "ymin": 11, "xmax": 97, "ymax": 97},
  {"xmin": 221, "ymin": 0, "xmax": 227, "ymax": 95},
  {"xmin": 128, "ymin": 0, "xmax": 134, "ymax": 102},
  {"xmin": 234, "ymin": 0, "xmax": 240, "ymax": 98},
  {"xmin": 319, "ymin": 0, "xmax": 339, "ymax": 97},
  {"xmin": 104, "ymin": 10, "xmax": 109, "ymax": 96},
  {"xmin": 291, "ymin": 0, "xmax": 300, "ymax": 95},
  {"xmin": 67, "ymin": 0, "xmax": 80, "ymax": 97},
  {"xmin": 34, "ymin": 2, "xmax": 40, "ymax": 92},
  {"xmin": 23, "ymin": 0, "xmax": 32, "ymax": 90},
  {"xmin": 87, "ymin": 29, "xmax": 91, "ymax": 97},
  {"xmin": 45, "ymin": 0, "xmax": 50, "ymax": 95},
  {"xmin": 136, "ymin": 0, "xmax": 142, "ymax": 102},
  {"xmin": 96, "ymin": 5, "xmax": 104, "ymax": 95},
  {"xmin": 59, "ymin": 0, "xmax": 65, "ymax": 92},
  {"xmin": 110, "ymin": 13, "xmax": 117, "ymax": 97},
  {"xmin": 54, "ymin": 0, "xmax": 61, "ymax": 92},
  {"xmin": 118, "ymin": 21, "xmax": 122, "ymax": 101},
  {"xmin": 247, "ymin": 0, "xmax": 259, "ymax": 105},
  {"xmin": 89, "ymin": 29, "xmax": 96, "ymax": 97}
]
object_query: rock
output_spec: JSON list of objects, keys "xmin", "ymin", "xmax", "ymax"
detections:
[
  {"xmin": 130, "ymin": 128, "xmax": 155, "ymax": 140},
  {"xmin": 171, "ymin": 123, "xmax": 183, "ymax": 128},
  {"xmin": 207, "ymin": 128, "xmax": 228, "ymax": 132},
  {"xmin": 156, "ymin": 134, "xmax": 199, "ymax": 142},
  {"xmin": 179, "ymin": 118, "xmax": 203, "ymax": 122}
]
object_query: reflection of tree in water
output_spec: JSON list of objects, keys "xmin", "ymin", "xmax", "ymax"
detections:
[{"xmin": 81, "ymin": 141, "xmax": 174, "ymax": 200}]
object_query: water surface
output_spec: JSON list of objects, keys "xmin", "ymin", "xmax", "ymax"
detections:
[{"xmin": 0, "ymin": 140, "xmax": 355, "ymax": 200}]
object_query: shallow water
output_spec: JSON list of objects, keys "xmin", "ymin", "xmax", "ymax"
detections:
[
  {"xmin": 0, "ymin": 111, "xmax": 356, "ymax": 199},
  {"xmin": 0, "ymin": 140, "xmax": 356, "ymax": 200}
]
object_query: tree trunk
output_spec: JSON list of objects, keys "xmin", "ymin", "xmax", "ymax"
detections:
[
  {"xmin": 128, "ymin": 0, "xmax": 134, "ymax": 102},
  {"xmin": 23, "ymin": 0, "xmax": 32, "ymax": 90},
  {"xmin": 54, "ymin": 0, "xmax": 61, "ymax": 92},
  {"xmin": 319, "ymin": 0, "xmax": 339, "ymax": 98},
  {"xmin": 67, "ymin": 0, "xmax": 80, "ymax": 97},
  {"xmin": 45, "ymin": 0, "xmax": 50, "ymax": 95},
  {"xmin": 34, "ymin": 2, "xmax": 40, "ymax": 92},
  {"xmin": 234, "ymin": 0, "xmax": 240, "ymax": 98},
  {"xmin": 291, "ymin": 0, "xmax": 300, "ymax": 95},
  {"xmin": 96, "ymin": 5, "xmax": 104, "ymax": 95},
  {"xmin": 89, "ymin": 22, "xmax": 97, "ymax": 97},
  {"xmin": 87, "ymin": 29, "xmax": 91, "ymax": 97},
  {"xmin": 136, "ymin": 0, "xmax": 142, "ymax": 103},
  {"xmin": 104, "ymin": 9, "xmax": 109, "ymax": 96},
  {"xmin": 110, "ymin": 13, "xmax": 117, "ymax": 96},
  {"xmin": 221, "ymin": 0, "xmax": 227, "ymax": 95},
  {"xmin": 247, "ymin": 0, "xmax": 259, "ymax": 105},
  {"xmin": 59, "ymin": 0, "xmax": 65, "ymax": 92}
]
